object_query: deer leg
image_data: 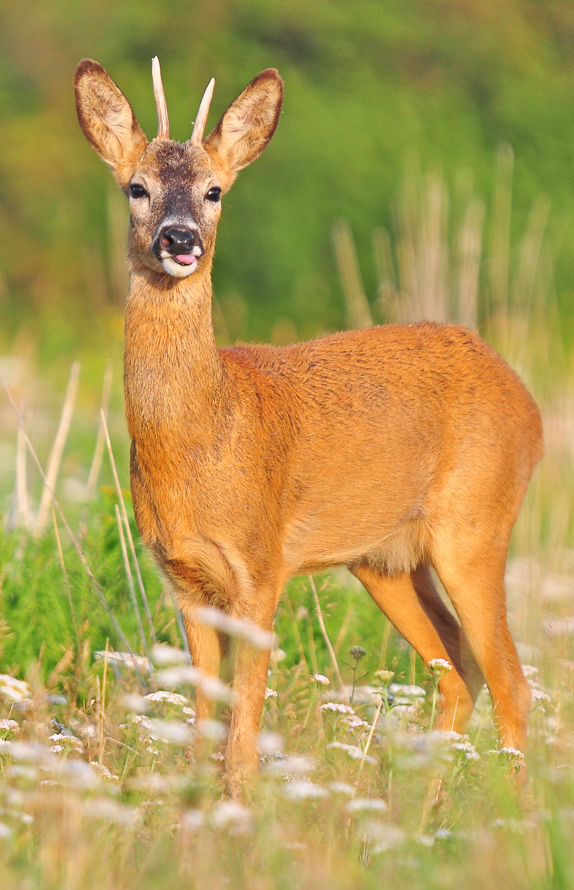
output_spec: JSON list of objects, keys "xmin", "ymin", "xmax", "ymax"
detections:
[
  {"xmin": 350, "ymin": 562, "xmax": 484, "ymax": 732},
  {"xmin": 181, "ymin": 606, "xmax": 226, "ymax": 722},
  {"xmin": 433, "ymin": 545, "xmax": 531, "ymax": 752},
  {"xmin": 224, "ymin": 597, "xmax": 278, "ymax": 798}
]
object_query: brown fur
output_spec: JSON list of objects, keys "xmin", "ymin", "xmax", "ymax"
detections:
[{"xmin": 75, "ymin": 60, "xmax": 544, "ymax": 796}]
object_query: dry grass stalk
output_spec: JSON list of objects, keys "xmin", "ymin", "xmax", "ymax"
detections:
[
  {"xmin": 456, "ymin": 198, "xmax": 484, "ymax": 330},
  {"xmin": 489, "ymin": 142, "xmax": 514, "ymax": 315},
  {"xmin": 101, "ymin": 410, "xmax": 157, "ymax": 643},
  {"xmin": 85, "ymin": 360, "xmax": 113, "ymax": 502},
  {"xmin": 53, "ymin": 507, "xmax": 81, "ymax": 655},
  {"xmin": 35, "ymin": 361, "xmax": 81, "ymax": 536},
  {"xmin": 332, "ymin": 219, "xmax": 373, "ymax": 329},
  {"xmin": 115, "ymin": 503, "xmax": 148, "ymax": 658},
  {"xmin": 1, "ymin": 373, "xmax": 135, "ymax": 656},
  {"xmin": 15, "ymin": 406, "xmax": 29, "ymax": 529},
  {"xmin": 308, "ymin": 575, "xmax": 348, "ymax": 703},
  {"xmin": 395, "ymin": 170, "xmax": 450, "ymax": 323}
]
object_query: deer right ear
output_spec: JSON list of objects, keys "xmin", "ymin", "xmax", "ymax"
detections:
[
  {"xmin": 74, "ymin": 59, "xmax": 148, "ymax": 190},
  {"xmin": 204, "ymin": 69, "xmax": 283, "ymax": 192}
]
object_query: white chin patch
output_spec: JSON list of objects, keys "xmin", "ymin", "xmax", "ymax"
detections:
[{"xmin": 161, "ymin": 256, "xmax": 198, "ymax": 278}]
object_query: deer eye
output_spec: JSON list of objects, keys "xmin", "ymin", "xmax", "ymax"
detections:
[
  {"xmin": 206, "ymin": 187, "xmax": 221, "ymax": 203},
  {"xmin": 129, "ymin": 183, "xmax": 148, "ymax": 199}
]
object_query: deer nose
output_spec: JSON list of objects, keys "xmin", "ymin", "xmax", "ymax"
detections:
[{"xmin": 161, "ymin": 226, "xmax": 196, "ymax": 253}]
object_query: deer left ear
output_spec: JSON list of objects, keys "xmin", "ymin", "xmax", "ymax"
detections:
[
  {"xmin": 204, "ymin": 69, "xmax": 283, "ymax": 191},
  {"xmin": 75, "ymin": 59, "xmax": 149, "ymax": 190}
]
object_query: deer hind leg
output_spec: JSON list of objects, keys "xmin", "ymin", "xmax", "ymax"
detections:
[
  {"xmin": 432, "ymin": 542, "xmax": 531, "ymax": 753},
  {"xmin": 350, "ymin": 562, "xmax": 484, "ymax": 733}
]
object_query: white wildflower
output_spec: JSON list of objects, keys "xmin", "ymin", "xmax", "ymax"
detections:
[
  {"xmin": 82, "ymin": 797, "xmax": 138, "ymax": 826},
  {"xmin": 48, "ymin": 734, "xmax": 82, "ymax": 750},
  {"xmin": 200, "ymin": 676, "xmax": 236, "ymax": 705},
  {"xmin": 346, "ymin": 798, "xmax": 388, "ymax": 814},
  {"xmin": 143, "ymin": 719, "xmax": 193, "ymax": 745},
  {"xmin": 94, "ymin": 651, "xmax": 150, "ymax": 672},
  {"xmin": 319, "ymin": 702, "xmax": 356, "ymax": 715},
  {"xmin": 312, "ymin": 674, "xmax": 330, "ymax": 687},
  {"xmin": 529, "ymin": 682, "xmax": 551, "ymax": 704},
  {"xmin": 49, "ymin": 745, "xmax": 64, "ymax": 754},
  {"xmin": 8, "ymin": 741, "xmax": 54, "ymax": 765},
  {"xmin": 0, "ymin": 675, "xmax": 30, "ymax": 703},
  {"xmin": 153, "ymin": 665, "xmax": 203, "ymax": 688},
  {"xmin": 181, "ymin": 809, "xmax": 206, "ymax": 832},
  {"xmin": 210, "ymin": 800, "xmax": 252, "ymax": 834},
  {"xmin": 374, "ymin": 668, "xmax": 395, "ymax": 685},
  {"xmin": 327, "ymin": 742, "xmax": 375, "ymax": 763},
  {"xmin": 428, "ymin": 730, "xmax": 463, "ymax": 743},
  {"xmin": 50, "ymin": 759, "xmax": 101, "ymax": 790},
  {"xmin": 282, "ymin": 781, "xmax": 329, "ymax": 801},
  {"xmin": 427, "ymin": 658, "xmax": 453, "ymax": 679},
  {"xmin": 328, "ymin": 781, "xmax": 355, "ymax": 796},
  {"xmin": 0, "ymin": 823, "xmax": 13, "ymax": 840},
  {"xmin": 486, "ymin": 746, "xmax": 525, "ymax": 763},
  {"xmin": 266, "ymin": 755, "xmax": 315, "ymax": 777},
  {"xmin": 258, "ymin": 731, "xmax": 284, "ymax": 755},
  {"xmin": 522, "ymin": 664, "xmax": 539, "ymax": 679},
  {"xmin": 389, "ymin": 683, "xmax": 426, "ymax": 699},
  {"xmin": 415, "ymin": 834, "xmax": 435, "ymax": 847},
  {"xmin": 0, "ymin": 719, "xmax": 19, "ymax": 734},
  {"xmin": 265, "ymin": 688, "xmax": 278, "ymax": 699},
  {"xmin": 121, "ymin": 693, "xmax": 149, "ymax": 713},
  {"xmin": 452, "ymin": 741, "xmax": 480, "ymax": 761},
  {"xmin": 435, "ymin": 828, "xmax": 455, "ymax": 841},
  {"xmin": 195, "ymin": 606, "xmax": 275, "ymax": 649},
  {"xmin": 500, "ymin": 746, "xmax": 525, "ymax": 760},
  {"xmin": 362, "ymin": 821, "xmax": 405, "ymax": 854},
  {"xmin": 343, "ymin": 714, "xmax": 371, "ymax": 731},
  {"xmin": 196, "ymin": 719, "xmax": 228, "ymax": 743},
  {"xmin": 270, "ymin": 648, "xmax": 286, "ymax": 666},
  {"xmin": 77, "ymin": 723, "xmax": 97, "ymax": 739},
  {"xmin": 151, "ymin": 644, "xmax": 191, "ymax": 666},
  {"xmin": 89, "ymin": 762, "xmax": 119, "ymax": 782}
]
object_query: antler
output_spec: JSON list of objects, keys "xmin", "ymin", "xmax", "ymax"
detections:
[
  {"xmin": 190, "ymin": 78, "xmax": 215, "ymax": 145},
  {"xmin": 152, "ymin": 57, "xmax": 170, "ymax": 140}
]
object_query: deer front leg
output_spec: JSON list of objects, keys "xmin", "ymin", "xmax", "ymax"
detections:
[
  {"xmin": 225, "ymin": 642, "xmax": 272, "ymax": 797},
  {"xmin": 225, "ymin": 598, "xmax": 277, "ymax": 798},
  {"xmin": 181, "ymin": 606, "xmax": 226, "ymax": 722}
]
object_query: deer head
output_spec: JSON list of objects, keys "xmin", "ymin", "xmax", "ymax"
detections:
[{"xmin": 74, "ymin": 59, "xmax": 283, "ymax": 280}]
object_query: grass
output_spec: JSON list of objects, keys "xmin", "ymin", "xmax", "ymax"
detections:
[{"xmin": 1, "ymin": 163, "xmax": 574, "ymax": 887}]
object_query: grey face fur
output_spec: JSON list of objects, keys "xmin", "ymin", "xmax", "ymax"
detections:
[{"xmin": 127, "ymin": 141, "xmax": 223, "ymax": 278}]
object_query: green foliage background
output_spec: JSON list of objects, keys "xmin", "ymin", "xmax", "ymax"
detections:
[{"xmin": 2, "ymin": 0, "xmax": 574, "ymax": 362}]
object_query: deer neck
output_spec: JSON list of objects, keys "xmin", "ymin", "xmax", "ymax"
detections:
[{"xmin": 124, "ymin": 263, "xmax": 226, "ymax": 448}]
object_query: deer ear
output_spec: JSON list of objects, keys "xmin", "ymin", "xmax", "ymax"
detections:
[
  {"xmin": 74, "ymin": 59, "xmax": 148, "ymax": 189},
  {"xmin": 204, "ymin": 69, "xmax": 283, "ymax": 191}
]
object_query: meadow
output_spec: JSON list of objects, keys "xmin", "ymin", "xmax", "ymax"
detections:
[{"xmin": 0, "ymin": 151, "xmax": 573, "ymax": 889}]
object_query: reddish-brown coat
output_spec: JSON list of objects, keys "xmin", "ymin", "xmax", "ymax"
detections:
[{"xmin": 75, "ymin": 60, "xmax": 543, "ymax": 796}]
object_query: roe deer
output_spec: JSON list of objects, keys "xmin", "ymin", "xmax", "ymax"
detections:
[{"xmin": 75, "ymin": 58, "xmax": 543, "ymax": 795}]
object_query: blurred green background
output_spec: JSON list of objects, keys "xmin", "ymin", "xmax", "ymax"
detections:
[{"xmin": 3, "ymin": 0, "xmax": 574, "ymax": 367}]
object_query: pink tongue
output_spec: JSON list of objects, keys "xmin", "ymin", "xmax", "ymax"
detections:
[{"xmin": 175, "ymin": 254, "xmax": 195, "ymax": 265}]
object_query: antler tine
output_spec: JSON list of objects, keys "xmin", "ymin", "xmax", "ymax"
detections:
[
  {"xmin": 152, "ymin": 56, "xmax": 170, "ymax": 140},
  {"xmin": 190, "ymin": 78, "xmax": 215, "ymax": 145}
]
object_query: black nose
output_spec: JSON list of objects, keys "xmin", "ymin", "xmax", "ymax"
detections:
[{"xmin": 161, "ymin": 226, "xmax": 196, "ymax": 253}]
